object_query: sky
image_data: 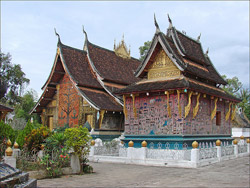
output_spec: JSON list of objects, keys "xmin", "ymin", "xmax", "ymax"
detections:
[{"xmin": 1, "ymin": 1, "xmax": 249, "ymax": 98}]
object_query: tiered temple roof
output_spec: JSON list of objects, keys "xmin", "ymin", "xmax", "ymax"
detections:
[
  {"xmin": 116, "ymin": 16, "xmax": 240, "ymax": 102},
  {"xmin": 31, "ymin": 30, "xmax": 141, "ymax": 114}
]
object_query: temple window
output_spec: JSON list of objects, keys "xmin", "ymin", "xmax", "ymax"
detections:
[{"xmin": 216, "ymin": 111, "xmax": 221, "ymax": 126}]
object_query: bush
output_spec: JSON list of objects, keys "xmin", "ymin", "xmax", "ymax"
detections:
[
  {"xmin": 24, "ymin": 126, "xmax": 51, "ymax": 151},
  {"xmin": 0, "ymin": 121, "xmax": 16, "ymax": 143},
  {"xmin": 40, "ymin": 147, "xmax": 70, "ymax": 178},
  {"xmin": 64, "ymin": 126, "xmax": 91, "ymax": 173},
  {"xmin": 0, "ymin": 121, "xmax": 17, "ymax": 159},
  {"xmin": 16, "ymin": 120, "xmax": 34, "ymax": 149},
  {"xmin": 45, "ymin": 132, "xmax": 66, "ymax": 151}
]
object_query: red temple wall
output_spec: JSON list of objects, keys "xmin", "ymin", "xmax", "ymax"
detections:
[
  {"xmin": 58, "ymin": 74, "xmax": 80, "ymax": 127},
  {"xmin": 183, "ymin": 95, "xmax": 230, "ymax": 135},
  {"xmin": 124, "ymin": 93, "xmax": 231, "ymax": 135}
]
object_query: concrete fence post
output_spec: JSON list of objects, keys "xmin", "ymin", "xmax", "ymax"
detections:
[
  {"xmin": 89, "ymin": 146, "xmax": 95, "ymax": 157},
  {"xmin": 234, "ymin": 144, "xmax": 238, "ymax": 157},
  {"xmin": 216, "ymin": 146, "xmax": 222, "ymax": 161},
  {"xmin": 13, "ymin": 148, "xmax": 20, "ymax": 158},
  {"xmin": 70, "ymin": 154, "xmax": 80, "ymax": 174},
  {"xmin": 191, "ymin": 148, "xmax": 199, "ymax": 164}
]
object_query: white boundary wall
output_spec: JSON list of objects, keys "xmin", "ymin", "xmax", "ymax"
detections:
[
  {"xmin": 232, "ymin": 128, "xmax": 250, "ymax": 138},
  {"xmin": 89, "ymin": 141, "xmax": 250, "ymax": 168}
]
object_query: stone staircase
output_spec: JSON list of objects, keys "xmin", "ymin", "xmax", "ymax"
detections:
[{"xmin": 0, "ymin": 162, "xmax": 37, "ymax": 188}]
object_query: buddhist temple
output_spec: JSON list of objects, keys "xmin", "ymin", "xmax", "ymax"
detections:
[
  {"xmin": 115, "ymin": 15, "xmax": 241, "ymax": 148},
  {"xmin": 31, "ymin": 28, "xmax": 140, "ymax": 139}
]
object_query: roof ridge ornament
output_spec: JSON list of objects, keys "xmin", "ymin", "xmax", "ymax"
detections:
[
  {"xmin": 167, "ymin": 14, "xmax": 173, "ymax": 28},
  {"xmin": 54, "ymin": 28, "xmax": 61, "ymax": 43},
  {"xmin": 206, "ymin": 47, "xmax": 209, "ymax": 55},
  {"xmin": 197, "ymin": 33, "xmax": 201, "ymax": 42},
  {"xmin": 82, "ymin": 25, "xmax": 88, "ymax": 40},
  {"xmin": 114, "ymin": 35, "xmax": 131, "ymax": 59},
  {"xmin": 82, "ymin": 25, "xmax": 89, "ymax": 51},
  {"xmin": 154, "ymin": 13, "xmax": 160, "ymax": 33}
]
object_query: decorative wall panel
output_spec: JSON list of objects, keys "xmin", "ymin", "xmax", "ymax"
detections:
[{"xmin": 148, "ymin": 50, "xmax": 180, "ymax": 80}]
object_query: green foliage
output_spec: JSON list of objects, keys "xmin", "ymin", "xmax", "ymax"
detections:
[
  {"xmin": 15, "ymin": 89, "xmax": 38, "ymax": 121},
  {"xmin": 0, "ymin": 121, "xmax": 17, "ymax": 158},
  {"xmin": 0, "ymin": 52, "xmax": 29, "ymax": 104},
  {"xmin": 139, "ymin": 41, "xmax": 152, "ymax": 61},
  {"xmin": 237, "ymin": 89, "xmax": 250, "ymax": 111},
  {"xmin": 64, "ymin": 126, "xmax": 91, "ymax": 172},
  {"xmin": 0, "ymin": 121, "xmax": 16, "ymax": 144},
  {"xmin": 245, "ymin": 105, "xmax": 250, "ymax": 121},
  {"xmin": 222, "ymin": 75, "xmax": 243, "ymax": 96},
  {"xmin": 53, "ymin": 124, "xmax": 69, "ymax": 133},
  {"xmin": 40, "ymin": 148, "xmax": 70, "ymax": 178},
  {"xmin": 45, "ymin": 132, "xmax": 66, "ymax": 151},
  {"xmin": 24, "ymin": 126, "xmax": 51, "ymax": 151},
  {"xmin": 16, "ymin": 120, "xmax": 35, "ymax": 148}
]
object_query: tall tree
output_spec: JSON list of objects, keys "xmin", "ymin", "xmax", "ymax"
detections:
[
  {"xmin": 0, "ymin": 52, "xmax": 30, "ymax": 105},
  {"xmin": 15, "ymin": 89, "xmax": 38, "ymax": 121},
  {"xmin": 139, "ymin": 41, "xmax": 152, "ymax": 61},
  {"xmin": 221, "ymin": 75, "xmax": 242, "ymax": 96}
]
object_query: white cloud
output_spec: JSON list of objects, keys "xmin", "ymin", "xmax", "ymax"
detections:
[{"xmin": 1, "ymin": 1, "xmax": 249, "ymax": 96}]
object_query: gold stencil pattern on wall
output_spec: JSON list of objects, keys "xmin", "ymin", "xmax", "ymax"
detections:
[
  {"xmin": 193, "ymin": 93, "xmax": 200, "ymax": 118},
  {"xmin": 185, "ymin": 91, "xmax": 193, "ymax": 118},
  {"xmin": 148, "ymin": 49, "xmax": 180, "ymax": 79},
  {"xmin": 211, "ymin": 97, "xmax": 218, "ymax": 120},
  {"xmin": 231, "ymin": 104, "xmax": 236, "ymax": 120},
  {"xmin": 225, "ymin": 102, "xmax": 232, "ymax": 121}
]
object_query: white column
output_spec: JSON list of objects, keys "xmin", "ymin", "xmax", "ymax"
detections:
[
  {"xmin": 239, "ymin": 139, "xmax": 245, "ymax": 145},
  {"xmin": 234, "ymin": 144, "xmax": 238, "ymax": 157},
  {"xmin": 70, "ymin": 154, "xmax": 80, "ymax": 174},
  {"xmin": 127, "ymin": 147, "xmax": 133, "ymax": 159},
  {"xmin": 247, "ymin": 143, "xmax": 250, "ymax": 153},
  {"xmin": 89, "ymin": 146, "xmax": 95, "ymax": 156},
  {"xmin": 216, "ymin": 146, "xmax": 221, "ymax": 161},
  {"xmin": 13, "ymin": 149, "xmax": 20, "ymax": 158},
  {"xmin": 4, "ymin": 156, "xmax": 16, "ymax": 168},
  {"xmin": 191, "ymin": 148, "xmax": 199, "ymax": 163}
]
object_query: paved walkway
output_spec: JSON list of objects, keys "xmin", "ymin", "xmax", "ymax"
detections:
[{"xmin": 38, "ymin": 155, "xmax": 250, "ymax": 187}]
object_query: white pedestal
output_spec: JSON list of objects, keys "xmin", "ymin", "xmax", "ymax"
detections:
[
  {"xmin": 13, "ymin": 149, "xmax": 20, "ymax": 158},
  {"xmin": 234, "ymin": 145, "xmax": 238, "ymax": 157},
  {"xmin": 89, "ymin": 146, "xmax": 94, "ymax": 157},
  {"xmin": 216, "ymin": 146, "xmax": 221, "ymax": 161},
  {"xmin": 191, "ymin": 148, "xmax": 199, "ymax": 163},
  {"xmin": 70, "ymin": 154, "xmax": 80, "ymax": 174},
  {"xmin": 4, "ymin": 156, "xmax": 16, "ymax": 168}
]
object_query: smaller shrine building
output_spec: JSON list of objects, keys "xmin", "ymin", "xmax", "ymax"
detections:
[{"xmin": 115, "ymin": 16, "xmax": 241, "ymax": 148}]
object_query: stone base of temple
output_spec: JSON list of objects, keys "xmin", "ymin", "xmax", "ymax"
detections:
[
  {"xmin": 91, "ymin": 129, "xmax": 123, "ymax": 141},
  {"xmin": 122, "ymin": 135, "xmax": 233, "ymax": 149}
]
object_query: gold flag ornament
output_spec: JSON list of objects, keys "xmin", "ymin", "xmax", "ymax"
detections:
[
  {"xmin": 123, "ymin": 95, "xmax": 128, "ymax": 119},
  {"xmin": 165, "ymin": 91, "xmax": 171, "ymax": 118},
  {"xmin": 99, "ymin": 110, "xmax": 105, "ymax": 129},
  {"xmin": 177, "ymin": 90, "xmax": 181, "ymax": 117},
  {"xmin": 231, "ymin": 104, "xmax": 236, "ymax": 120},
  {"xmin": 211, "ymin": 97, "xmax": 218, "ymax": 120},
  {"xmin": 184, "ymin": 91, "xmax": 193, "ymax": 118},
  {"xmin": 132, "ymin": 94, "xmax": 137, "ymax": 118},
  {"xmin": 225, "ymin": 102, "xmax": 232, "ymax": 121},
  {"xmin": 193, "ymin": 93, "xmax": 201, "ymax": 118}
]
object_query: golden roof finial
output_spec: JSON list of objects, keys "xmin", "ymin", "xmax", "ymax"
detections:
[{"xmin": 114, "ymin": 35, "xmax": 130, "ymax": 59}]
